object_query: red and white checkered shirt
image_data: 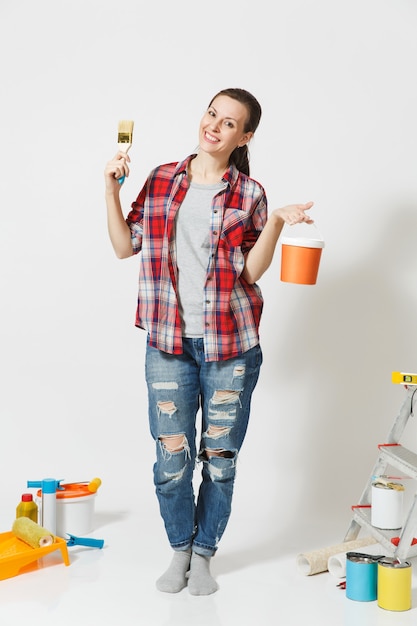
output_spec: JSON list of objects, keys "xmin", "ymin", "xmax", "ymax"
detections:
[{"xmin": 126, "ymin": 155, "xmax": 267, "ymax": 362}]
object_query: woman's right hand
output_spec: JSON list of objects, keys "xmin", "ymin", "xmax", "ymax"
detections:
[{"xmin": 104, "ymin": 151, "xmax": 131, "ymax": 193}]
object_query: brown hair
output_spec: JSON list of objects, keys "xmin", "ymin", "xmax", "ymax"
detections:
[{"xmin": 208, "ymin": 88, "xmax": 262, "ymax": 176}]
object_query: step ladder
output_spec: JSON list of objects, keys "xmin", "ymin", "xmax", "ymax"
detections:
[{"xmin": 344, "ymin": 381, "xmax": 417, "ymax": 561}]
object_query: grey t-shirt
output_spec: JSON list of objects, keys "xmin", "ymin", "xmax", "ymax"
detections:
[{"xmin": 175, "ymin": 181, "xmax": 225, "ymax": 336}]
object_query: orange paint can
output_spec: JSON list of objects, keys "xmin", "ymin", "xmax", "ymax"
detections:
[{"xmin": 281, "ymin": 236, "xmax": 325, "ymax": 285}]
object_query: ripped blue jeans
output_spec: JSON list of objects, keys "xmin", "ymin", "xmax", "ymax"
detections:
[{"xmin": 145, "ymin": 337, "xmax": 262, "ymax": 557}]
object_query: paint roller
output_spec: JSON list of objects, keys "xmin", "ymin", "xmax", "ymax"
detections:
[
  {"xmin": 12, "ymin": 517, "xmax": 55, "ymax": 548},
  {"xmin": 12, "ymin": 517, "xmax": 104, "ymax": 550}
]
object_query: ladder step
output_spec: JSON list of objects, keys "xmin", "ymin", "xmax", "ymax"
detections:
[
  {"xmin": 351, "ymin": 507, "xmax": 417, "ymax": 559},
  {"xmin": 378, "ymin": 444, "xmax": 417, "ymax": 479}
]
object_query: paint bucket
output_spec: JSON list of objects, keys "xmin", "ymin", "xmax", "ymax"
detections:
[
  {"xmin": 37, "ymin": 483, "xmax": 97, "ymax": 537},
  {"xmin": 377, "ymin": 558, "xmax": 412, "ymax": 611},
  {"xmin": 371, "ymin": 482, "xmax": 404, "ymax": 529},
  {"xmin": 345, "ymin": 553, "xmax": 378, "ymax": 602},
  {"xmin": 280, "ymin": 227, "xmax": 325, "ymax": 285}
]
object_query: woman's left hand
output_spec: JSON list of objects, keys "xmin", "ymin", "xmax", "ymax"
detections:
[{"xmin": 273, "ymin": 201, "xmax": 314, "ymax": 225}]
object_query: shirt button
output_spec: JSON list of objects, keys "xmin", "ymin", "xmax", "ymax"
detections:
[{"xmin": 213, "ymin": 231, "xmax": 218, "ymax": 235}]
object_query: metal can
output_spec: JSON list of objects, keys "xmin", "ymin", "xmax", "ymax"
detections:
[
  {"xmin": 346, "ymin": 553, "xmax": 378, "ymax": 602},
  {"xmin": 377, "ymin": 558, "xmax": 412, "ymax": 611},
  {"xmin": 371, "ymin": 482, "xmax": 404, "ymax": 529}
]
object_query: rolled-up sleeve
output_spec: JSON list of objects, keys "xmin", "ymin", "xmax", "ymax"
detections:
[{"xmin": 126, "ymin": 182, "xmax": 147, "ymax": 254}]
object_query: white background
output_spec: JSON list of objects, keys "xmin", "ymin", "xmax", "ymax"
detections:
[{"xmin": 1, "ymin": 0, "xmax": 417, "ymax": 556}]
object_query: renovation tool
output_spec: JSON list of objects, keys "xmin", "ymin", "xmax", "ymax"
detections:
[
  {"xmin": 344, "ymin": 380, "xmax": 417, "ymax": 561},
  {"xmin": 0, "ymin": 520, "xmax": 69, "ymax": 581},
  {"xmin": 377, "ymin": 558, "xmax": 412, "ymax": 611},
  {"xmin": 117, "ymin": 120, "xmax": 134, "ymax": 184},
  {"xmin": 392, "ymin": 371, "xmax": 417, "ymax": 385},
  {"xmin": 65, "ymin": 534, "xmax": 104, "ymax": 549},
  {"xmin": 16, "ymin": 493, "xmax": 38, "ymax": 523},
  {"xmin": 12, "ymin": 517, "xmax": 54, "ymax": 548},
  {"xmin": 27, "ymin": 478, "xmax": 61, "ymax": 534}
]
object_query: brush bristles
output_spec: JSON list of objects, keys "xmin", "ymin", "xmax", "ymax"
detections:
[{"xmin": 118, "ymin": 120, "xmax": 134, "ymax": 143}]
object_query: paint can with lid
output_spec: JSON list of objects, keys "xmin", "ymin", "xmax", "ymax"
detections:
[
  {"xmin": 371, "ymin": 481, "xmax": 404, "ymax": 529},
  {"xmin": 345, "ymin": 552, "xmax": 379, "ymax": 602},
  {"xmin": 37, "ymin": 482, "xmax": 98, "ymax": 537},
  {"xmin": 377, "ymin": 558, "xmax": 412, "ymax": 611}
]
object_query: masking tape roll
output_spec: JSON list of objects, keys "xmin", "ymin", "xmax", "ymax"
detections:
[
  {"xmin": 296, "ymin": 536, "xmax": 378, "ymax": 576},
  {"xmin": 328, "ymin": 542, "xmax": 384, "ymax": 578},
  {"xmin": 12, "ymin": 516, "xmax": 55, "ymax": 548}
]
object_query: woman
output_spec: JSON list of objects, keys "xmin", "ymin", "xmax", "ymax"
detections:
[{"xmin": 104, "ymin": 88, "xmax": 313, "ymax": 595}]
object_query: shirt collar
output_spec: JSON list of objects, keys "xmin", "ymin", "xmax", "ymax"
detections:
[{"xmin": 173, "ymin": 154, "xmax": 239, "ymax": 188}]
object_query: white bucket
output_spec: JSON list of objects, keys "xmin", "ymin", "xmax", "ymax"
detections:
[
  {"xmin": 56, "ymin": 492, "xmax": 96, "ymax": 537},
  {"xmin": 36, "ymin": 481, "xmax": 99, "ymax": 537}
]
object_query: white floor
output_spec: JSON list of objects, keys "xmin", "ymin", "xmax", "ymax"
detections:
[{"xmin": 1, "ymin": 499, "xmax": 417, "ymax": 626}]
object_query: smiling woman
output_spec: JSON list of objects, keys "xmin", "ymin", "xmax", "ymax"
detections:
[{"xmin": 104, "ymin": 87, "xmax": 313, "ymax": 596}]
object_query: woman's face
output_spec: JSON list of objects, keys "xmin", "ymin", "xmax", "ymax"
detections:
[{"xmin": 198, "ymin": 95, "xmax": 253, "ymax": 159}]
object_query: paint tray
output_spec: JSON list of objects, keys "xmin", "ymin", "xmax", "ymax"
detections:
[{"xmin": 0, "ymin": 530, "xmax": 70, "ymax": 581}]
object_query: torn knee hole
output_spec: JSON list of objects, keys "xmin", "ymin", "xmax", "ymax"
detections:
[
  {"xmin": 159, "ymin": 434, "xmax": 187, "ymax": 453},
  {"xmin": 206, "ymin": 425, "xmax": 230, "ymax": 439},
  {"xmin": 212, "ymin": 390, "xmax": 240, "ymax": 404},
  {"xmin": 157, "ymin": 400, "xmax": 177, "ymax": 415},
  {"xmin": 203, "ymin": 447, "xmax": 234, "ymax": 459}
]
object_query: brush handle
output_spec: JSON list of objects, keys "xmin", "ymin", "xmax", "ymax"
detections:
[{"xmin": 117, "ymin": 144, "xmax": 131, "ymax": 185}]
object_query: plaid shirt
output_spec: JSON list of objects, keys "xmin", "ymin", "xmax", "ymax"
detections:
[{"xmin": 126, "ymin": 155, "xmax": 267, "ymax": 362}]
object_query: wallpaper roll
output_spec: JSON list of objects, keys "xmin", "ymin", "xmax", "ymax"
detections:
[
  {"xmin": 328, "ymin": 542, "xmax": 384, "ymax": 578},
  {"xmin": 296, "ymin": 536, "xmax": 378, "ymax": 576},
  {"xmin": 12, "ymin": 516, "xmax": 55, "ymax": 548}
]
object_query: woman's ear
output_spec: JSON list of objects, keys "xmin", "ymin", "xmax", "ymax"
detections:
[{"xmin": 238, "ymin": 131, "xmax": 254, "ymax": 148}]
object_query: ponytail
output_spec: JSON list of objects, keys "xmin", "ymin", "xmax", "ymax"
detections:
[{"xmin": 230, "ymin": 145, "xmax": 250, "ymax": 176}]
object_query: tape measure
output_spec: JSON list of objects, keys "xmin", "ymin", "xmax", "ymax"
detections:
[{"xmin": 392, "ymin": 371, "xmax": 417, "ymax": 385}]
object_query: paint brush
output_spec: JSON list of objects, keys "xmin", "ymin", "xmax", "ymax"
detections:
[{"xmin": 117, "ymin": 119, "xmax": 134, "ymax": 184}]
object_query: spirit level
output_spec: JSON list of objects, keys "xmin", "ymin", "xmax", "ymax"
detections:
[{"xmin": 392, "ymin": 372, "xmax": 417, "ymax": 385}]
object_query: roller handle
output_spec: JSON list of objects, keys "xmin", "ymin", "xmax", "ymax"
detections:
[{"xmin": 66, "ymin": 534, "xmax": 104, "ymax": 548}]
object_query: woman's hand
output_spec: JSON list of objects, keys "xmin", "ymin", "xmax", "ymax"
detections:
[
  {"xmin": 272, "ymin": 201, "xmax": 314, "ymax": 225},
  {"xmin": 104, "ymin": 151, "xmax": 131, "ymax": 193}
]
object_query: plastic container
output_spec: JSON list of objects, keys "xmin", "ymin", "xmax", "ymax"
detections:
[
  {"xmin": 0, "ymin": 530, "xmax": 69, "ymax": 581},
  {"xmin": 16, "ymin": 494, "xmax": 38, "ymax": 523},
  {"xmin": 27, "ymin": 478, "xmax": 59, "ymax": 534},
  {"xmin": 281, "ymin": 236, "xmax": 325, "ymax": 285},
  {"xmin": 54, "ymin": 483, "xmax": 97, "ymax": 537}
]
